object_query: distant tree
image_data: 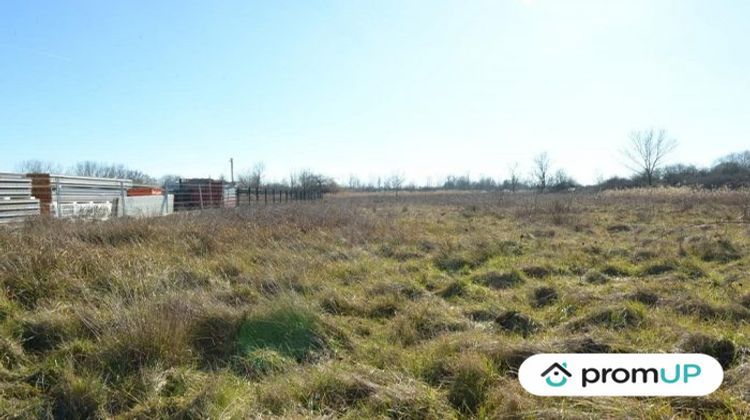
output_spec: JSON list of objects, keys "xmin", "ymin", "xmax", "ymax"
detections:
[
  {"xmin": 716, "ymin": 151, "xmax": 750, "ymax": 169},
  {"xmin": 388, "ymin": 172, "xmax": 405, "ymax": 195},
  {"xmin": 159, "ymin": 174, "xmax": 181, "ymax": 187},
  {"xmin": 16, "ymin": 159, "xmax": 63, "ymax": 174},
  {"xmin": 508, "ymin": 162, "xmax": 520, "ymax": 192},
  {"xmin": 532, "ymin": 152, "xmax": 551, "ymax": 192},
  {"xmin": 69, "ymin": 161, "xmax": 156, "ymax": 184},
  {"xmin": 622, "ymin": 129, "xmax": 677, "ymax": 186},
  {"xmin": 348, "ymin": 175, "xmax": 362, "ymax": 190},
  {"xmin": 661, "ymin": 164, "xmax": 701, "ymax": 186},
  {"xmin": 549, "ymin": 169, "xmax": 579, "ymax": 192},
  {"xmin": 238, "ymin": 162, "xmax": 266, "ymax": 189}
]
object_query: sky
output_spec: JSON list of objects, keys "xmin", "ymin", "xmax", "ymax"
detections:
[{"xmin": 1, "ymin": 0, "xmax": 749, "ymax": 185}]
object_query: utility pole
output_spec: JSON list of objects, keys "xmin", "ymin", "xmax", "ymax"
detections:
[{"xmin": 229, "ymin": 158, "xmax": 234, "ymax": 184}]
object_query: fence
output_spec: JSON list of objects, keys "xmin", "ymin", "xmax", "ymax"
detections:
[
  {"xmin": 236, "ymin": 186, "xmax": 324, "ymax": 206},
  {"xmin": 166, "ymin": 182, "xmax": 323, "ymax": 210},
  {"xmin": 1, "ymin": 172, "xmax": 325, "ymax": 224},
  {"xmin": 0, "ymin": 172, "xmax": 41, "ymax": 224}
]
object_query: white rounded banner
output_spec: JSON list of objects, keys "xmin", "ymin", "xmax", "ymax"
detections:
[{"xmin": 519, "ymin": 353, "xmax": 723, "ymax": 396}]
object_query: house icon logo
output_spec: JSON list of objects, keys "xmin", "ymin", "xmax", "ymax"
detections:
[{"xmin": 541, "ymin": 362, "xmax": 572, "ymax": 387}]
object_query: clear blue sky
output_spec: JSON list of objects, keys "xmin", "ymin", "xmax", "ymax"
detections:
[{"xmin": 1, "ymin": 0, "xmax": 748, "ymax": 185}]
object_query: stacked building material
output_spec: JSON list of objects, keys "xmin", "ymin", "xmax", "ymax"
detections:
[
  {"xmin": 27, "ymin": 174, "xmax": 132, "ymax": 219},
  {"xmin": 173, "ymin": 178, "xmax": 227, "ymax": 211},
  {"xmin": 0, "ymin": 172, "xmax": 41, "ymax": 224},
  {"xmin": 127, "ymin": 187, "xmax": 163, "ymax": 196},
  {"xmin": 223, "ymin": 185, "xmax": 237, "ymax": 209}
]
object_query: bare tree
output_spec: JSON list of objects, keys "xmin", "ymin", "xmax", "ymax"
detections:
[
  {"xmin": 69, "ymin": 161, "xmax": 156, "ymax": 184},
  {"xmin": 348, "ymin": 175, "xmax": 362, "ymax": 191},
  {"xmin": 159, "ymin": 174, "xmax": 181, "ymax": 187},
  {"xmin": 238, "ymin": 162, "xmax": 266, "ymax": 189},
  {"xmin": 388, "ymin": 172, "xmax": 405, "ymax": 196},
  {"xmin": 623, "ymin": 129, "xmax": 678, "ymax": 186},
  {"xmin": 508, "ymin": 162, "xmax": 520, "ymax": 193},
  {"xmin": 532, "ymin": 152, "xmax": 551, "ymax": 192},
  {"xmin": 16, "ymin": 159, "xmax": 62, "ymax": 174}
]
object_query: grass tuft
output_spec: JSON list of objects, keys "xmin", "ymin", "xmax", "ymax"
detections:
[{"xmin": 236, "ymin": 298, "xmax": 331, "ymax": 362}]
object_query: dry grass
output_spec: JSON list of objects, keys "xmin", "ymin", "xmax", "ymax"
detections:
[{"xmin": 1, "ymin": 190, "xmax": 749, "ymax": 418}]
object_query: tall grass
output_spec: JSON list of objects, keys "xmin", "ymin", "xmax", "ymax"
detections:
[{"xmin": 0, "ymin": 191, "xmax": 749, "ymax": 417}]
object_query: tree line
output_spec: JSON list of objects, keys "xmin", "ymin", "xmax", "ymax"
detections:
[{"xmin": 14, "ymin": 129, "xmax": 750, "ymax": 193}]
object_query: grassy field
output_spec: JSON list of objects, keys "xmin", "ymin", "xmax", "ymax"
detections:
[{"xmin": 1, "ymin": 189, "xmax": 750, "ymax": 419}]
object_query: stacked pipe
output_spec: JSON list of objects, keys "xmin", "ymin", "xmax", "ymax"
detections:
[
  {"xmin": 27, "ymin": 174, "xmax": 132, "ymax": 219},
  {"xmin": 0, "ymin": 172, "xmax": 41, "ymax": 224}
]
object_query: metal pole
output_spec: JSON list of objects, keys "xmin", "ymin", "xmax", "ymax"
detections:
[
  {"xmin": 120, "ymin": 181, "xmax": 127, "ymax": 217},
  {"xmin": 55, "ymin": 177, "xmax": 61, "ymax": 218},
  {"xmin": 199, "ymin": 185, "xmax": 204, "ymax": 209},
  {"xmin": 230, "ymin": 158, "xmax": 234, "ymax": 184}
]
